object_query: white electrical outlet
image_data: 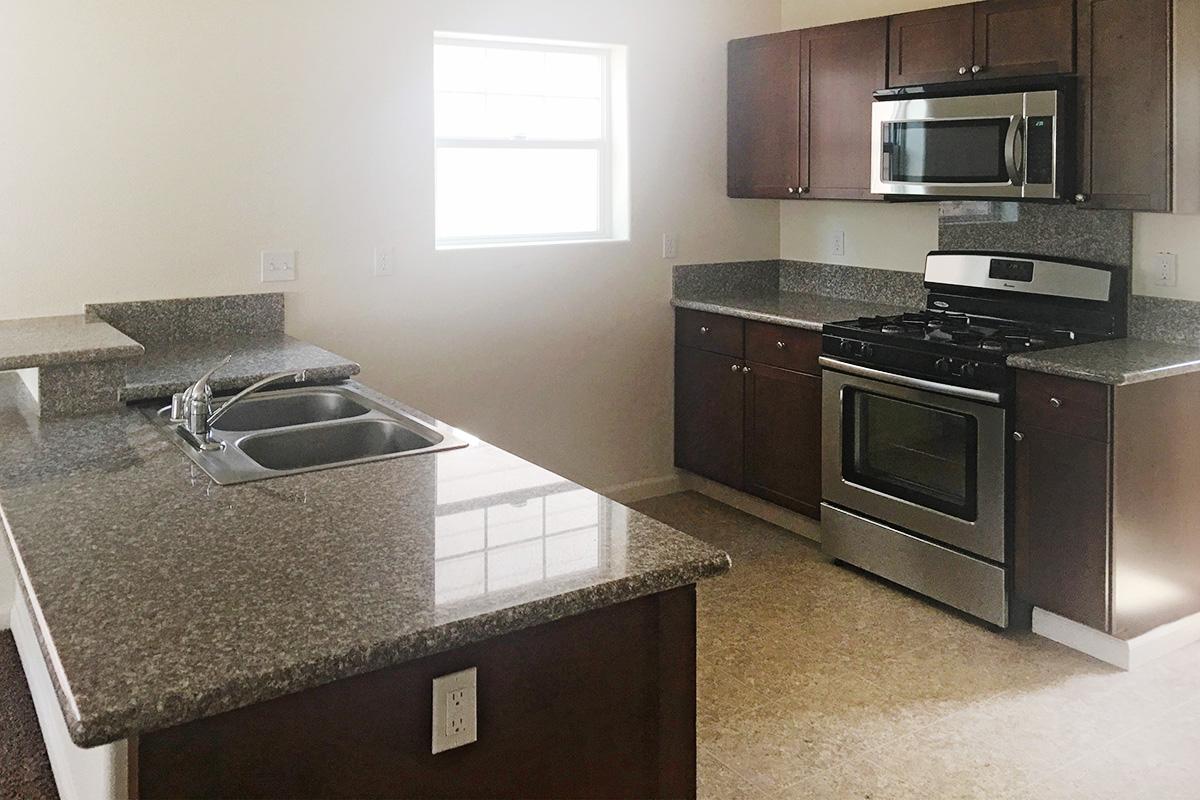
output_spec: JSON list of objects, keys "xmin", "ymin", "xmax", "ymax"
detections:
[
  {"xmin": 373, "ymin": 246, "xmax": 396, "ymax": 277},
  {"xmin": 432, "ymin": 667, "xmax": 477, "ymax": 753},
  {"xmin": 662, "ymin": 233, "xmax": 679, "ymax": 260},
  {"xmin": 1153, "ymin": 252, "xmax": 1178, "ymax": 288},
  {"xmin": 260, "ymin": 250, "xmax": 296, "ymax": 282},
  {"xmin": 831, "ymin": 230, "xmax": 846, "ymax": 258}
]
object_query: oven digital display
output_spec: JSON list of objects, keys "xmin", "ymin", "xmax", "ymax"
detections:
[{"xmin": 989, "ymin": 259, "xmax": 1035, "ymax": 283}]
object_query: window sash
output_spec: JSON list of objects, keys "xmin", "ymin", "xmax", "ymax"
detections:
[{"xmin": 434, "ymin": 36, "xmax": 615, "ymax": 248}]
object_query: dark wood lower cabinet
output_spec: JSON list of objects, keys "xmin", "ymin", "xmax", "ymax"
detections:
[
  {"xmin": 744, "ymin": 363, "xmax": 822, "ymax": 517},
  {"xmin": 674, "ymin": 310, "xmax": 823, "ymax": 520},
  {"xmin": 674, "ymin": 345, "xmax": 745, "ymax": 488},
  {"xmin": 1015, "ymin": 425, "xmax": 1111, "ymax": 631},
  {"xmin": 131, "ymin": 588, "xmax": 697, "ymax": 799},
  {"xmin": 1014, "ymin": 370, "xmax": 1200, "ymax": 639}
]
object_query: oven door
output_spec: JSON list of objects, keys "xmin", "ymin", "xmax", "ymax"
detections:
[
  {"xmin": 821, "ymin": 358, "xmax": 1007, "ymax": 563},
  {"xmin": 871, "ymin": 90, "xmax": 1060, "ymax": 200}
]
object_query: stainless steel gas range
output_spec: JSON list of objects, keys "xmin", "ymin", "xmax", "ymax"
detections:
[{"xmin": 819, "ymin": 251, "xmax": 1127, "ymax": 627}]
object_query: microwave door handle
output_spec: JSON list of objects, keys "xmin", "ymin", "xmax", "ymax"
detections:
[{"xmin": 1005, "ymin": 117, "xmax": 1025, "ymax": 186}]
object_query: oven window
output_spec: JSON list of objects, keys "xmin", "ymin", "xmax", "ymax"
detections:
[
  {"xmin": 887, "ymin": 119, "xmax": 1009, "ymax": 183},
  {"xmin": 843, "ymin": 390, "xmax": 978, "ymax": 521}
]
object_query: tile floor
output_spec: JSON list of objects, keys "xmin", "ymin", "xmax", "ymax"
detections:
[{"xmin": 631, "ymin": 492, "xmax": 1200, "ymax": 800}]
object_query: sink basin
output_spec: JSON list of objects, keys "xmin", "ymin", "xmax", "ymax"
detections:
[
  {"xmin": 240, "ymin": 419, "xmax": 442, "ymax": 471},
  {"xmin": 210, "ymin": 389, "xmax": 370, "ymax": 431},
  {"xmin": 145, "ymin": 385, "xmax": 467, "ymax": 484}
]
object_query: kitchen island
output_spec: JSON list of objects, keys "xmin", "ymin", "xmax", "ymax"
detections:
[{"xmin": 0, "ymin": 373, "xmax": 729, "ymax": 799}]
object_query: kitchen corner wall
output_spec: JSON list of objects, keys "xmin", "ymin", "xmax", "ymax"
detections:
[
  {"xmin": 780, "ymin": 0, "xmax": 1200, "ymax": 301},
  {"xmin": 0, "ymin": 0, "xmax": 782, "ymax": 492}
]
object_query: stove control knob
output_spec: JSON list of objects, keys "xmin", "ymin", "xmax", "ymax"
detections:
[
  {"xmin": 961, "ymin": 362, "xmax": 977, "ymax": 378},
  {"xmin": 936, "ymin": 357, "xmax": 953, "ymax": 375},
  {"xmin": 839, "ymin": 339, "xmax": 855, "ymax": 356},
  {"xmin": 859, "ymin": 343, "xmax": 875, "ymax": 358}
]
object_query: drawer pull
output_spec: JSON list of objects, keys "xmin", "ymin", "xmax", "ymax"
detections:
[
  {"xmin": 699, "ymin": 326, "xmax": 710, "ymax": 335},
  {"xmin": 742, "ymin": 365, "xmax": 752, "ymax": 374},
  {"xmin": 776, "ymin": 341, "xmax": 786, "ymax": 350},
  {"xmin": 1012, "ymin": 431, "xmax": 1024, "ymax": 442},
  {"xmin": 730, "ymin": 364, "xmax": 741, "ymax": 373},
  {"xmin": 1049, "ymin": 397, "xmax": 1063, "ymax": 409}
]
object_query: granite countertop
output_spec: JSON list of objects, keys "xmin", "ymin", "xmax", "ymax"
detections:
[
  {"xmin": 0, "ymin": 375, "xmax": 730, "ymax": 747},
  {"xmin": 0, "ymin": 315, "xmax": 144, "ymax": 370},
  {"xmin": 1008, "ymin": 338, "xmax": 1200, "ymax": 386},
  {"xmin": 121, "ymin": 335, "xmax": 361, "ymax": 401},
  {"xmin": 671, "ymin": 289, "xmax": 916, "ymax": 331}
]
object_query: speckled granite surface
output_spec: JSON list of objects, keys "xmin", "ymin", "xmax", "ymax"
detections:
[
  {"xmin": 86, "ymin": 293, "xmax": 285, "ymax": 344},
  {"xmin": 0, "ymin": 315, "xmax": 143, "ymax": 370},
  {"xmin": 779, "ymin": 261, "xmax": 927, "ymax": 307},
  {"xmin": 1008, "ymin": 339, "xmax": 1200, "ymax": 386},
  {"xmin": 938, "ymin": 203, "xmax": 1133, "ymax": 268},
  {"xmin": 121, "ymin": 335, "xmax": 361, "ymax": 401},
  {"xmin": 673, "ymin": 260, "xmax": 781, "ymax": 297},
  {"xmin": 671, "ymin": 290, "xmax": 914, "ymax": 331},
  {"xmin": 1129, "ymin": 295, "xmax": 1200, "ymax": 345},
  {"xmin": 0, "ymin": 375, "xmax": 730, "ymax": 747}
]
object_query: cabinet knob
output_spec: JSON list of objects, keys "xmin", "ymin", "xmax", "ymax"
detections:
[
  {"xmin": 1074, "ymin": 193, "xmax": 1088, "ymax": 204},
  {"xmin": 1013, "ymin": 431, "xmax": 1024, "ymax": 442},
  {"xmin": 799, "ymin": 187, "xmax": 809, "ymax": 194},
  {"xmin": 730, "ymin": 364, "xmax": 741, "ymax": 373},
  {"xmin": 699, "ymin": 326, "xmax": 710, "ymax": 335},
  {"xmin": 787, "ymin": 187, "xmax": 797, "ymax": 195},
  {"xmin": 776, "ymin": 341, "xmax": 786, "ymax": 350},
  {"xmin": 971, "ymin": 64, "xmax": 983, "ymax": 74},
  {"xmin": 742, "ymin": 365, "xmax": 752, "ymax": 374},
  {"xmin": 958, "ymin": 66, "xmax": 969, "ymax": 75},
  {"xmin": 1049, "ymin": 397, "xmax": 1063, "ymax": 409}
]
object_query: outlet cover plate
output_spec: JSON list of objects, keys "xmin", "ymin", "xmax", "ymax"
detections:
[
  {"xmin": 432, "ymin": 667, "xmax": 477, "ymax": 754},
  {"xmin": 373, "ymin": 246, "xmax": 396, "ymax": 277},
  {"xmin": 1153, "ymin": 252, "xmax": 1178, "ymax": 288},
  {"xmin": 261, "ymin": 250, "xmax": 296, "ymax": 282}
]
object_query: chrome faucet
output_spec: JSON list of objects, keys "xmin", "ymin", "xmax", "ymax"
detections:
[{"xmin": 172, "ymin": 356, "xmax": 307, "ymax": 451}]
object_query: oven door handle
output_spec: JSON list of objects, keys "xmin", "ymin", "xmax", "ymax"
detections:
[
  {"xmin": 1004, "ymin": 116, "xmax": 1025, "ymax": 187},
  {"xmin": 818, "ymin": 356, "xmax": 1003, "ymax": 404}
]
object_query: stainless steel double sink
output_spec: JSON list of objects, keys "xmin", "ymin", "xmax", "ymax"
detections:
[{"xmin": 145, "ymin": 385, "xmax": 467, "ymax": 485}]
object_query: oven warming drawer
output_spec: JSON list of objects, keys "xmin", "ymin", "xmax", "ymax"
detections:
[{"xmin": 822, "ymin": 503, "xmax": 1008, "ymax": 627}]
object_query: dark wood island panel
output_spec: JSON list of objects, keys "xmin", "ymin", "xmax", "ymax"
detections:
[{"xmin": 131, "ymin": 587, "xmax": 698, "ymax": 800}]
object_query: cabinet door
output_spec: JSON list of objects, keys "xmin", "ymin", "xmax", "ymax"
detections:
[
  {"xmin": 1076, "ymin": 0, "xmax": 1171, "ymax": 211},
  {"xmin": 888, "ymin": 4, "xmax": 976, "ymax": 87},
  {"xmin": 800, "ymin": 18, "xmax": 888, "ymax": 200},
  {"xmin": 727, "ymin": 32, "xmax": 802, "ymax": 199},
  {"xmin": 973, "ymin": 0, "xmax": 1075, "ymax": 79},
  {"xmin": 674, "ymin": 346, "xmax": 744, "ymax": 488},
  {"xmin": 744, "ymin": 363, "xmax": 822, "ymax": 518},
  {"xmin": 1014, "ymin": 425, "xmax": 1111, "ymax": 631}
]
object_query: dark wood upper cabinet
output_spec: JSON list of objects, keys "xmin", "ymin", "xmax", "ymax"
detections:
[
  {"xmin": 674, "ymin": 343, "xmax": 745, "ymax": 489},
  {"xmin": 744, "ymin": 362, "xmax": 822, "ymax": 517},
  {"xmin": 889, "ymin": 0, "xmax": 1074, "ymax": 87},
  {"xmin": 727, "ymin": 31, "xmax": 802, "ymax": 199},
  {"xmin": 1076, "ymin": 0, "xmax": 1172, "ymax": 211},
  {"xmin": 973, "ymin": 0, "xmax": 1076, "ymax": 79},
  {"xmin": 800, "ymin": 18, "xmax": 888, "ymax": 200},
  {"xmin": 888, "ymin": 4, "xmax": 976, "ymax": 86}
]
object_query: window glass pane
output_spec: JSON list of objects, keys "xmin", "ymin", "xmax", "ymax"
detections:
[
  {"xmin": 436, "ymin": 147, "xmax": 600, "ymax": 240},
  {"xmin": 484, "ymin": 47, "xmax": 546, "ymax": 95},
  {"xmin": 435, "ymin": 92, "xmax": 486, "ymax": 139},
  {"xmin": 434, "ymin": 45, "xmax": 486, "ymax": 93},
  {"xmin": 544, "ymin": 52, "xmax": 602, "ymax": 98}
]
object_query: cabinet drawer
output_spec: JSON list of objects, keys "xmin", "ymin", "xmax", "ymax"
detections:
[
  {"xmin": 745, "ymin": 321, "xmax": 822, "ymax": 375},
  {"xmin": 1016, "ymin": 371, "xmax": 1111, "ymax": 442},
  {"xmin": 675, "ymin": 309, "xmax": 744, "ymax": 357}
]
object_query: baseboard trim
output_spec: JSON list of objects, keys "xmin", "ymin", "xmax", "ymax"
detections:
[
  {"xmin": 601, "ymin": 474, "xmax": 686, "ymax": 505},
  {"xmin": 1032, "ymin": 606, "xmax": 1200, "ymax": 670},
  {"xmin": 678, "ymin": 473, "xmax": 821, "ymax": 543}
]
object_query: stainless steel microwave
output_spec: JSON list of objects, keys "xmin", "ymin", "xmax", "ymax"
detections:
[{"xmin": 870, "ymin": 88, "xmax": 1066, "ymax": 200}]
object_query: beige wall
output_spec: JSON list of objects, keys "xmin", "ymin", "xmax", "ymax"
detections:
[
  {"xmin": 780, "ymin": 0, "xmax": 1200, "ymax": 300},
  {"xmin": 0, "ymin": 0, "xmax": 781, "ymax": 492}
]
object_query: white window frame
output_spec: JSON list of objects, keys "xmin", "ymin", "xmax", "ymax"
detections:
[{"xmin": 434, "ymin": 33, "xmax": 624, "ymax": 250}]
